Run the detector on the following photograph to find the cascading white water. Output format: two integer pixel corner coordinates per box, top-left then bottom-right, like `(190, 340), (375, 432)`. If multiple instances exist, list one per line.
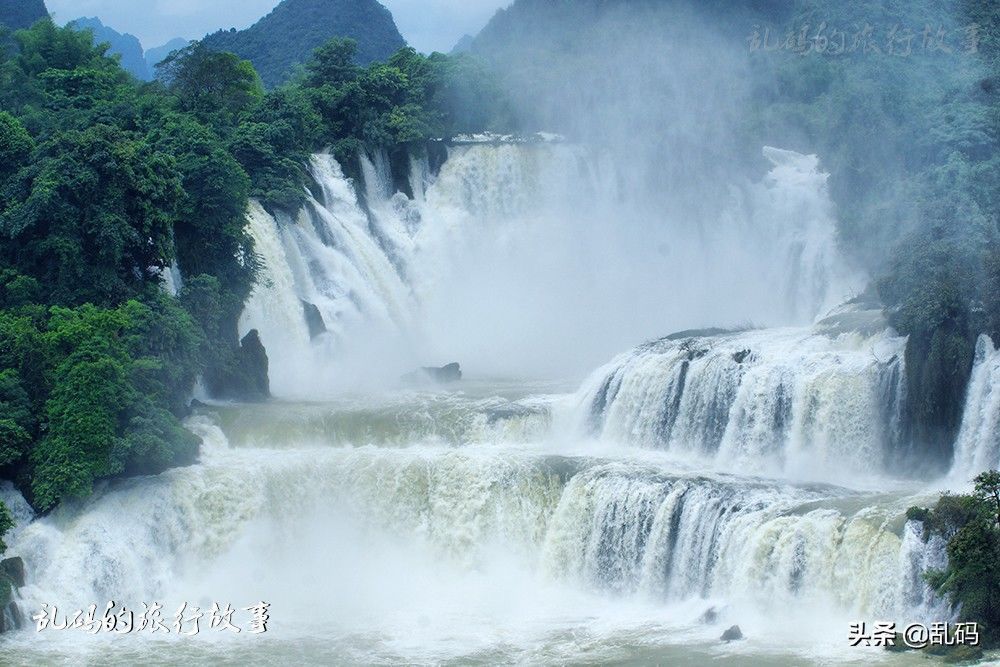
(950, 334), (1000, 482)
(574, 316), (907, 484)
(239, 157), (418, 395)
(540, 463), (946, 622)
(2, 140), (952, 664)
(239, 142), (863, 390)
(4, 402), (948, 663)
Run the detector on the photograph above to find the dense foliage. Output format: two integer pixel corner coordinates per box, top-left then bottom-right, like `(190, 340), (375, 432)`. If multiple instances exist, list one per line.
(0, 21), (261, 516)
(0, 16), (505, 529)
(200, 0), (406, 88)
(69, 17), (150, 81)
(158, 37), (508, 210)
(909, 470), (1000, 647)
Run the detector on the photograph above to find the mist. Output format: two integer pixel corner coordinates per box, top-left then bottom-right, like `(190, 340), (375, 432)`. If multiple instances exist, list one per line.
(371, 3), (864, 382)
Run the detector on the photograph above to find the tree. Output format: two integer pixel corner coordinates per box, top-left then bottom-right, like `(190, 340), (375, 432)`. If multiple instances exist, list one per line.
(0, 124), (181, 305)
(975, 470), (1000, 527)
(304, 37), (360, 89)
(0, 111), (32, 185)
(915, 470), (1000, 647)
(157, 43), (263, 130)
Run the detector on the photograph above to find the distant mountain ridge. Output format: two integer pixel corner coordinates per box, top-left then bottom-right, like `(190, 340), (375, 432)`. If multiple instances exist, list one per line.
(70, 17), (149, 80)
(200, 0), (406, 88)
(146, 38), (191, 74)
(0, 0), (48, 31)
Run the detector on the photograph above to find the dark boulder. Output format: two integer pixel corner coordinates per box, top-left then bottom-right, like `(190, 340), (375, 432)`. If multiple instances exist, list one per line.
(238, 330), (270, 399)
(0, 556), (25, 633)
(301, 300), (327, 339)
(0, 558), (24, 588)
(721, 625), (743, 642)
(203, 329), (271, 401)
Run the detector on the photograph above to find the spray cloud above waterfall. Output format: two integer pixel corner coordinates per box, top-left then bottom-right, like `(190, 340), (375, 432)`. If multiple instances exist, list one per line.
(240, 1), (882, 387)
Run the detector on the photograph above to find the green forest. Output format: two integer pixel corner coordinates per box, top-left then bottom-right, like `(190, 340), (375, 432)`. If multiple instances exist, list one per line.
(0, 20), (501, 529)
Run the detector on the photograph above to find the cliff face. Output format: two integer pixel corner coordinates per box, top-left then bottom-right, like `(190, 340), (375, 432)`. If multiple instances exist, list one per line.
(71, 18), (150, 80)
(0, 0), (47, 31)
(200, 0), (406, 88)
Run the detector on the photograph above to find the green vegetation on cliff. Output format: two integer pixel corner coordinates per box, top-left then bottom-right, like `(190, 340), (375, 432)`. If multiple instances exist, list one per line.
(0, 16), (503, 516)
(0, 20), (261, 511)
(910, 470), (1000, 647)
(158, 37), (507, 210)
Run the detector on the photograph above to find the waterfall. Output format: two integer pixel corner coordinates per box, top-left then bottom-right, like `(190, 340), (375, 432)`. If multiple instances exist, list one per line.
(239, 201), (315, 396)
(237, 142), (863, 391)
(1, 141), (946, 663)
(7, 412), (945, 640)
(576, 319), (908, 483)
(950, 334), (1000, 482)
(238, 158), (417, 396)
(540, 463), (947, 621)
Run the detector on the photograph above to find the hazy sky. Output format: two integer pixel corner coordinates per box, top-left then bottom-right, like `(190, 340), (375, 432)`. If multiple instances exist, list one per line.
(45, 0), (509, 53)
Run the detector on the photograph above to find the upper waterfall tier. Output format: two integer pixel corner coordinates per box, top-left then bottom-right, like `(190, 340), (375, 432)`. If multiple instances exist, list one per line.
(574, 312), (908, 484)
(237, 143), (864, 395)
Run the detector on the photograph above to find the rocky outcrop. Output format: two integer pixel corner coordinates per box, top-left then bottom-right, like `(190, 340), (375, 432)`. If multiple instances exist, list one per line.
(238, 330), (270, 399)
(720, 625), (743, 642)
(698, 606), (719, 624)
(1, 557), (24, 588)
(0, 556), (25, 633)
(401, 363), (462, 386)
(301, 300), (327, 339)
(204, 329), (271, 401)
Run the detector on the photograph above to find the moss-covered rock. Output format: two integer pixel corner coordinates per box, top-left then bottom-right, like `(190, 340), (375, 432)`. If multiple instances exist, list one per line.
(936, 643), (985, 663)
(1, 556), (25, 588)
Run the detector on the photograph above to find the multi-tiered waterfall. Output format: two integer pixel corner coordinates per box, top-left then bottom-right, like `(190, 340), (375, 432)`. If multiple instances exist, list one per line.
(0, 141), (972, 665)
(239, 142), (863, 394)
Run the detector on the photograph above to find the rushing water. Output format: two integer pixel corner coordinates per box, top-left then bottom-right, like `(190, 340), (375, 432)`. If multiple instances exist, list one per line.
(0, 384), (951, 665)
(239, 143), (863, 394)
(2, 144), (990, 665)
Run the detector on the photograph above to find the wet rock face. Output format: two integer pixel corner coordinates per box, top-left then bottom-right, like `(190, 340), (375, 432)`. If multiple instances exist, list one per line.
(0, 556), (25, 633)
(698, 606), (719, 625)
(301, 300), (327, 339)
(239, 330), (271, 399)
(721, 625), (743, 642)
(204, 329), (272, 402)
(1, 557), (24, 588)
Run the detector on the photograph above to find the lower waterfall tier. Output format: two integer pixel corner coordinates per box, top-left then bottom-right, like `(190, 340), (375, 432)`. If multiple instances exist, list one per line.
(3, 389), (948, 664)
